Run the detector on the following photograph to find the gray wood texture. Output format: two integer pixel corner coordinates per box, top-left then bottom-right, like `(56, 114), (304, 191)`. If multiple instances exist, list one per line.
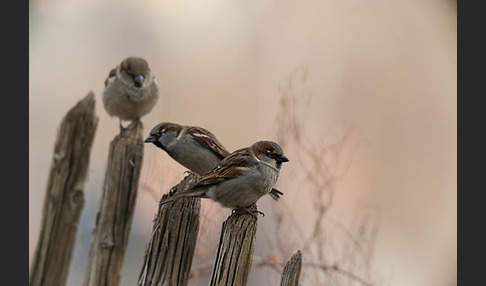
(83, 119), (144, 286)
(209, 212), (258, 286)
(280, 250), (302, 286)
(138, 173), (201, 286)
(30, 92), (99, 286)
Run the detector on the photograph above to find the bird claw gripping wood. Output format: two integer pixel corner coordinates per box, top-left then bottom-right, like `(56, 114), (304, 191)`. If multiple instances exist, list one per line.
(232, 205), (265, 218)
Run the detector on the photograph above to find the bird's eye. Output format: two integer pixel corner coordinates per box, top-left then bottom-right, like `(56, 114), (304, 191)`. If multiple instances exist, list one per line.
(158, 129), (166, 135)
(267, 151), (276, 158)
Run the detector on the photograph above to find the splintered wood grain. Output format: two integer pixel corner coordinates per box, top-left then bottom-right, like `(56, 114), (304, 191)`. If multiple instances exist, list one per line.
(30, 92), (98, 286)
(83, 119), (144, 286)
(209, 212), (258, 286)
(137, 173), (201, 286)
(280, 250), (302, 286)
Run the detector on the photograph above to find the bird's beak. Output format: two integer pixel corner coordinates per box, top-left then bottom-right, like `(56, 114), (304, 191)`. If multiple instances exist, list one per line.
(277, 154), (289, 163)
(144, 135), (157, 143)
(133, 75), (144, 87)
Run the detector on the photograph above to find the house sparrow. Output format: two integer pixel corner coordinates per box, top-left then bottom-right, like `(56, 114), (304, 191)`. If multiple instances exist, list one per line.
(156, 140), (289, 214)
(102, 57), (159, 128)
(144, 123), (284, 201)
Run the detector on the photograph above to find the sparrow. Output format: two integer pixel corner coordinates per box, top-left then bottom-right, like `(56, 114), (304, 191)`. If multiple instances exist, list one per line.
(156, 140), (289, 214)
(144, 123), (284, 201)
(102, 56), (159, 128)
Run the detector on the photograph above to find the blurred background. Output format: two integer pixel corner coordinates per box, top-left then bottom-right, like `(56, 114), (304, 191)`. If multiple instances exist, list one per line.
(29, 0), (456, 285)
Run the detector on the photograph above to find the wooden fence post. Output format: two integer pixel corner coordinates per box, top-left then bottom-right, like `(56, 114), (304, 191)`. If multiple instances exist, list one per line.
(209, 212), (258, 286)
(30, 92), (98, 286)
(137, 173), (201, 286)
(280, 250), (302, 286)
(83, 119), (144, 286)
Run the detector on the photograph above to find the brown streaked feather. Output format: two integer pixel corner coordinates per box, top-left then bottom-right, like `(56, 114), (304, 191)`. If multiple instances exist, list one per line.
(149, 122), (183, 136)
(121, 57), (150, 75)
(251, 140), (284, 156)
(187, 127), (230, 159)
(104, 68), (116, 86)
(159, 188), (209, 205)
(189, 148), (252, 188)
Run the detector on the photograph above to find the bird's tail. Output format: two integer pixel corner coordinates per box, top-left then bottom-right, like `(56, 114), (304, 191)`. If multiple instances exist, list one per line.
(159, 187), (208, 206)
(268, 188), (284, 201)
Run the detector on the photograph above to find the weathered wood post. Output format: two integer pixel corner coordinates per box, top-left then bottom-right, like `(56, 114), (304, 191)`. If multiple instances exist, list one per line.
(209, 212), (258, 286)
(83, 119), (144, 286)
(30, 92), (98, 286)
(138, 173), (201, 286)
(280, 250), (302, 286)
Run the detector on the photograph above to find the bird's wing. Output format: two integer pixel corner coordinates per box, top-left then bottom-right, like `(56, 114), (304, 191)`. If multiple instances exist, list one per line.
(189, 147), (253, 188)
(104, 68), (117, 87)
(187, 126), (230, 159)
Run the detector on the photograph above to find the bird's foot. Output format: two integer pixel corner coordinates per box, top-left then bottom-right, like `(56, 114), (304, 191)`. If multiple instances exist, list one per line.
(119, 120), (127, 134)
(120, 118), (143, 135)
(232, 204), (265, 218)
(183, 170), (199, 177)
(133, 117), (142, 125)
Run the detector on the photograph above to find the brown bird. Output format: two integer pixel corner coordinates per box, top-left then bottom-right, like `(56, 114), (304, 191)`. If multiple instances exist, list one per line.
(103, 56), (159, 129)
(144, 123), (284, 201)
(155, 140), (289, 213)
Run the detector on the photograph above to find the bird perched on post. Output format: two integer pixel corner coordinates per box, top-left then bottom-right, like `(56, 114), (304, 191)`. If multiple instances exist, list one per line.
(144, 122), (284, 201)
(154, 140), (289, 215)
(144, 122), (229, 175)
(102, 56), (159, 130)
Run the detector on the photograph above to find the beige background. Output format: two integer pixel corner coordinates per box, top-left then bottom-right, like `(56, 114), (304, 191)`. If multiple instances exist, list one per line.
(29, 0), (456, 285)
